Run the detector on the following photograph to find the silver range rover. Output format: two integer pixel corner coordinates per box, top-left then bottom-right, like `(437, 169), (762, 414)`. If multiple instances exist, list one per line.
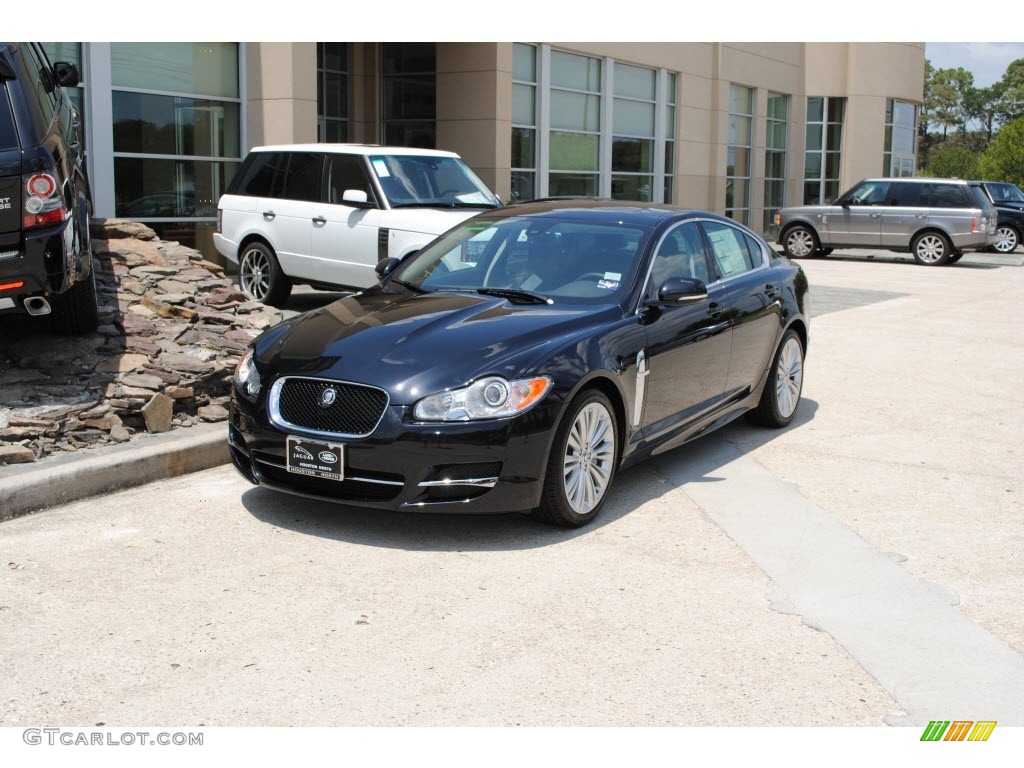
(770, 178), (998, 266)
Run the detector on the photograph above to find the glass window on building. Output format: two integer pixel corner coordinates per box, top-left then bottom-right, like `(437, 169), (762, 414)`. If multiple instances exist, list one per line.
(611, 62), (657, 202)
(110, 42), (242, 256)
(549, 49), (601, 197)
(382, 43), (435, 148)
(804, 96), (845, 204)
(511, 46), (676, 204)
(726, 84), (753, 225)
(884, 98), (917, 177)
(317, 43), (348, 143)
(511, 43), (537, 203)
(763, 93), (788, 234)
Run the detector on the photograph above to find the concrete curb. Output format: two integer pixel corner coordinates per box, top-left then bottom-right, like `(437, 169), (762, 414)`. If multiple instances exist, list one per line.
(0, 422), (229, 522)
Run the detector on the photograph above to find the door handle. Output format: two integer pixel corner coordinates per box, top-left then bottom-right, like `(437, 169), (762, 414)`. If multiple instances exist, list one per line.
(870, 212), (881, 218)
(915, 214), (927, 219)
(263, 210), (276, 221)
(764, 283), (778, 297)
(707, 302), (724, 319)
(312, 216), (327, 225)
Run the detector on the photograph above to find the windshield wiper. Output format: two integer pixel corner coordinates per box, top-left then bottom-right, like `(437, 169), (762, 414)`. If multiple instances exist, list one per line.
(475, 288), (552, 305)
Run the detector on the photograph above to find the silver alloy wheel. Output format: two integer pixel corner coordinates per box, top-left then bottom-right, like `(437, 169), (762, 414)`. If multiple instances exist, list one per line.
(239, 246), (271, 300)
(785, 228), (815, 257)
(993, 226), (1019, 253)
(914, 234), (947, 263)
(562, 402), (615, 515)
(775, 336), (803, 420)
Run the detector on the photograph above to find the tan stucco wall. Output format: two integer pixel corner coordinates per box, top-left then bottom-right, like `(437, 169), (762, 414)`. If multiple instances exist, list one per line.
(436, 43), (507, 198)
(245, 43), (317, 149)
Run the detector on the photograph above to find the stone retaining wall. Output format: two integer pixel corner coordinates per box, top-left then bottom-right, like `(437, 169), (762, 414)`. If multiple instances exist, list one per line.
(0, 220), (297, 465)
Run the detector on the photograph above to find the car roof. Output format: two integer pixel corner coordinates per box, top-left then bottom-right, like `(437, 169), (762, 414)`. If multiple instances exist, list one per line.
(250, 143), (461, 158)
(475, 199), (738, 228)
(861, 177), (970, 186)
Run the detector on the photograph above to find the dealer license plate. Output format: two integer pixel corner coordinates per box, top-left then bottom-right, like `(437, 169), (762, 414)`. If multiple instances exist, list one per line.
(286, 436), (345, 481)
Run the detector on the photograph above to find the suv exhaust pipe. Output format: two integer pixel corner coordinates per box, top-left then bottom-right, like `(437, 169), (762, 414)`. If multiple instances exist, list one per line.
(23, 296), (52, 316)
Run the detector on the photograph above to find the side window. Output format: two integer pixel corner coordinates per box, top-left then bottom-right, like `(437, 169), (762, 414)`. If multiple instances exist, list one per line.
(236, 153), (285, 198)
(744, 232), (766, 266)
(924, 184), (968, 208)
(888, 182), (921, 207)
(18, 44), (56, 128)
(325, 155), (376, 205)
(700, 220), (757, 279)
(846, 180), (890, 206)
(0, 84), (19, 151)
(279, 153), (322, 202)
(648, 222), (711, 297)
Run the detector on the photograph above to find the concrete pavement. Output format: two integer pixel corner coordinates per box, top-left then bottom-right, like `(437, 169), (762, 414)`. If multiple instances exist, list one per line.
(1, 246), (1022, 726)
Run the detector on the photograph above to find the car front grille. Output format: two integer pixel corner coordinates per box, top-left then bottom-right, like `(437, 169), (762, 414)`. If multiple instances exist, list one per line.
(271, 376), (388, 437)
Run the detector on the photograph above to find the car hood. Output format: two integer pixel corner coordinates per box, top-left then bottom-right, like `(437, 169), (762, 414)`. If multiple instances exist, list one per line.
(995, 202), (1024, 214)
(254, 288), (617, 404)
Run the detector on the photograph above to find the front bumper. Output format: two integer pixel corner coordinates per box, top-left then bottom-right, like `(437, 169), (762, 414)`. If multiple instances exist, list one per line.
(228, 388), (559, 514)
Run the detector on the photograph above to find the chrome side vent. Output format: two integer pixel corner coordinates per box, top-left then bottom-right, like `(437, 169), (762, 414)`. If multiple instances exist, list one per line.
(377, 228), (389, 261)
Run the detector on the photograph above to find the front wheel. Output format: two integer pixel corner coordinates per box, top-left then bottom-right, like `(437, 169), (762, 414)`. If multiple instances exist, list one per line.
(533, 390), (618, 528)
(912, 232), (952, 266)
(748, 329), (804, 428)
(781, 225), (819, 259)
(239, 241), (292, 307)
(991, 225), (1019, 254)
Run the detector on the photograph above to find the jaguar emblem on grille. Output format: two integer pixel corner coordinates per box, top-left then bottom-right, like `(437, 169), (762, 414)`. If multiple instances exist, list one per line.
(320, 387), (338, 408)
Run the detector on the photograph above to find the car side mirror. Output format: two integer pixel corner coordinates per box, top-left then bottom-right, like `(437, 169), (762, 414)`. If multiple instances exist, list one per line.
(53, 61), (80, 88)
(647, 277), (708, 306)
(375, 257), (401, 282)
(342, 189), (374, 208)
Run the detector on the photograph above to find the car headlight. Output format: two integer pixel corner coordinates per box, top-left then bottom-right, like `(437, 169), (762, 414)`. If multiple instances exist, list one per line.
(233, 347), (261, 401)
(413, 375), (552, 421)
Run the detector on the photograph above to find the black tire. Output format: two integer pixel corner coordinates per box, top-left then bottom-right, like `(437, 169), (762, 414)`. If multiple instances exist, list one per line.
(781, 224), (819, 259)
(533, 389), (618, 528)
(238, 241), (292, 307)
(948, 252), (964, 264)
(990, 225), (1019, 254)
(911, 231), (952, 266)
(816, 247), (833, 257)
(50, 214), (99, 335)
(748, 329), (804, 428)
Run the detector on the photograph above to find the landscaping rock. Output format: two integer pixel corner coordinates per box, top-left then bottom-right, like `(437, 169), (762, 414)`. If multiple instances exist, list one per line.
(141, 393), (174, 434)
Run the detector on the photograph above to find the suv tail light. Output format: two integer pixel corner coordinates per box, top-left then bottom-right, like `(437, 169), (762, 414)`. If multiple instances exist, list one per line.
(217, 208), (223, 234)
(23, 172), (67, 229)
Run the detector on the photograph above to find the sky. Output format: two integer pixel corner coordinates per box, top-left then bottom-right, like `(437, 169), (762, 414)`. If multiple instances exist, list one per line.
(925, 42), (1024, 87)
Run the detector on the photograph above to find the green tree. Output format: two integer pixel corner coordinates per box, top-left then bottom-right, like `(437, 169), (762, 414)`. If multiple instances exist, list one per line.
(978, 116), (1024, 187)
(993, 59), (1024, 126)
(924, 145), (980, 179)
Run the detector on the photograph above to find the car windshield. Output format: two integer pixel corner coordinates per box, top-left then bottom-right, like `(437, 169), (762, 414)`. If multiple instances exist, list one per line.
(393, 215), (650, 304)
(367, 154), (501, 209)
(985, 182), (1024, 204)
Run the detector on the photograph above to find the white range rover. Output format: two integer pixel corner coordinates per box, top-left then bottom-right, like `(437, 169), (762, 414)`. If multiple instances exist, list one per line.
(213, 144), (502, 305)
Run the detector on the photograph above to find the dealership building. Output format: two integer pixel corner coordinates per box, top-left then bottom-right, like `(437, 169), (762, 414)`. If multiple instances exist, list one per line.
(42, 42), (925, 262)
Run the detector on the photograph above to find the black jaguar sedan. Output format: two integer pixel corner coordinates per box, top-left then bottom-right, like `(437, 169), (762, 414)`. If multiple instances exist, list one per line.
(228, 201), (810, 528)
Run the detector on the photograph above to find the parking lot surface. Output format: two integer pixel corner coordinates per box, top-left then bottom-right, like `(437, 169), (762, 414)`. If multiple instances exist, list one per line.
(2, 248), (1022, 727)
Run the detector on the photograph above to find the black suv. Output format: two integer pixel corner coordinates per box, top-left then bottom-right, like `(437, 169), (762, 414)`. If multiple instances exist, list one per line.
(970, 180), (1024, 254)
(1, 42), (96, 334)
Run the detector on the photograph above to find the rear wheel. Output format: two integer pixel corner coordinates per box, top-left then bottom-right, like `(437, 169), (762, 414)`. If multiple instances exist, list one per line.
(781, 225), (819, 259)
(748, 329), (804, 428)
(51, 213), (99, 335)
(912, 232), (952, 266)
(533, 390), (618, 528)
(239, 241), (291, 307)
(991, 225), (1019, 254)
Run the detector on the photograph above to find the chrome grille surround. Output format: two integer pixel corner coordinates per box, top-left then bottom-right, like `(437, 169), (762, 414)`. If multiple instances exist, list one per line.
(268, 376), (390, 439)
